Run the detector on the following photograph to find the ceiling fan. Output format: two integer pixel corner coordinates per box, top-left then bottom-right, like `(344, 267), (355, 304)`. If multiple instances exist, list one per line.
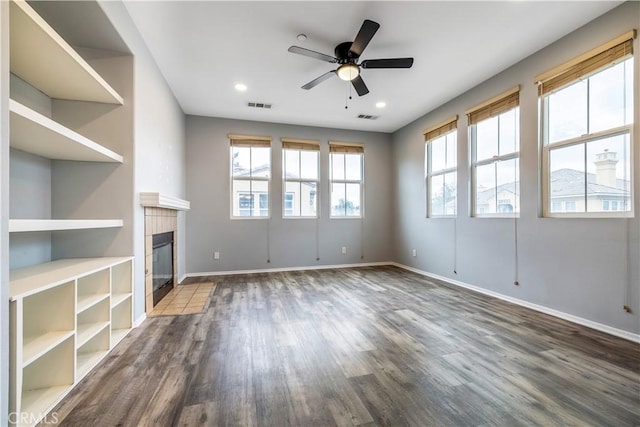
(288, 19), (414, 96)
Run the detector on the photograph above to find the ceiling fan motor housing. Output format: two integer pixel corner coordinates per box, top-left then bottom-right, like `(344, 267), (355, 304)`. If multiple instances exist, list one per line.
(335, 41), (359, 63)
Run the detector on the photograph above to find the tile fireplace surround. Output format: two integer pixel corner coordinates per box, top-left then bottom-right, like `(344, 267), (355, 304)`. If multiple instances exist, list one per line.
(141, 193), (190, 313)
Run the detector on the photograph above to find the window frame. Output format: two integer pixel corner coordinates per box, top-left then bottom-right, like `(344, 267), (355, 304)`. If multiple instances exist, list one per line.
(329, 143), (364, 219)
(468, 88), (521, 218)
(282, 139), (320, 219)
(537, 32), (635, 219)
(229, 136), (272, 220)
(425, 128), (457, 218)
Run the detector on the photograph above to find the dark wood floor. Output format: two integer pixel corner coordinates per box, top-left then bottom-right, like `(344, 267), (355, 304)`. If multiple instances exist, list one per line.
(45, 266), (640, 426)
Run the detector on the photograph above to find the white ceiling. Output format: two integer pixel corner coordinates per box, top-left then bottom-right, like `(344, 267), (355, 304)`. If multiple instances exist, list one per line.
(123, 1), (621, 133)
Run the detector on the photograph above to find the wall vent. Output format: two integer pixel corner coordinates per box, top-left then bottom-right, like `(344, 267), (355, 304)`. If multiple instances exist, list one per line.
(357, 114), (378, 120)
(248, 102), (272, 109)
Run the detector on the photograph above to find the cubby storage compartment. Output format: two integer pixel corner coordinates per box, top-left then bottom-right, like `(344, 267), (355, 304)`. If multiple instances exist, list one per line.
(20, 335), (74, 426)
(76, 298), (109, 348)
(77, 268), (110, 314)
(111, 296), (132, 346)
(76, 327), (110, 380)
(111, 259), (132, 308)
(21, 281), (74, 366)
(9, 257), (133, 426)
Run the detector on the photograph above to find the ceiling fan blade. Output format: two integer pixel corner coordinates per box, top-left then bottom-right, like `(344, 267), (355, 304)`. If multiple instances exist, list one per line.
(349, 19), (380, 58)
(361, 58), (414, 69)
(302, 71), (336, 90)
(288, 46), (337, 63)
(351, 75), (369, 96)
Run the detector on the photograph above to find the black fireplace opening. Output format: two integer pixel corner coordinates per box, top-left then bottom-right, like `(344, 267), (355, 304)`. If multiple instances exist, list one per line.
(152, 231), (174, 306)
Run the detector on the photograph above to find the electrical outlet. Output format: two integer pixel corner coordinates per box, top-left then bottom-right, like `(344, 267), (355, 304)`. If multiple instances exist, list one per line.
(412, 249), (417, 257)
(214, 251), (220, 260)
(341, 246), (347, 254)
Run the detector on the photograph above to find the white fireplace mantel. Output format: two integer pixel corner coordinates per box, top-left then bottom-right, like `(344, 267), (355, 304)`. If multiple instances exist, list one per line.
(140, 192), (190, 211)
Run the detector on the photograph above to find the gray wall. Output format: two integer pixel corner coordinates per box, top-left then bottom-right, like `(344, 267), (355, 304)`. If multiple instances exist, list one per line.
(0, 1), (9, 422)
(391, 2), (640, 335)
(99, 1), (186, 321)
(186, 116), (393, 273)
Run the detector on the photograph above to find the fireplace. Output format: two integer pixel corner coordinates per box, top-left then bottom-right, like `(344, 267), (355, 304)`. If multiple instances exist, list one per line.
(152, 231), (174, 305)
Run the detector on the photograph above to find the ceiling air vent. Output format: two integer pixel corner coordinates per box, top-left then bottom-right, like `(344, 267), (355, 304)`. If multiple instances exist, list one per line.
(248, 102), (272, 109)
(357, 114), (378, 120)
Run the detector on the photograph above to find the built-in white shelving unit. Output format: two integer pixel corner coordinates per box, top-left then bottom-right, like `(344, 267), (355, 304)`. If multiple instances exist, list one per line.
(9, 257), (133, 427)
(8, 1), (133, 425)
(9, 99), (123, 162)
(9, 219), (124, 233)
(9, 0), (123, 104)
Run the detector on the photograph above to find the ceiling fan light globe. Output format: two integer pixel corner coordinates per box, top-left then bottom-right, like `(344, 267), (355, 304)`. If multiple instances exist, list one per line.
(337, 64), (359, 81)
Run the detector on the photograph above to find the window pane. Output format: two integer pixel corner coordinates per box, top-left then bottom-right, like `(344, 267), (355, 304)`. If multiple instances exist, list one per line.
(233, 180), (252, 216)
(300, 151), (318, 180)
(232, 146), (251, 177)
(301, 182), (318, 217)
(331, 153), (345, 180)
(586, 133), (631, 212)
(331, 183), (346, 216)
(284, 149), (300, 179)
(625, 58), (634, 125)
(589, 61), (626, 133)
(445, 132), (457, 169)
(258, 193), (269, 216)
(444, 172), (457, 216)
(476, 163), (496, 214)
(496, 158), (519, 213)
(251, 147), (270, 178)
(345, 183), (361, 216)
(430, 174), (444, 216)
(499, 108), (519, 156)
(549, 143), (585, 213)
(284, 182), (300, 216)
(430, 136), (446, 172)
(345, 154), (362, 180)
(547, 80), (587, 143)
(476, 116), (499, 161)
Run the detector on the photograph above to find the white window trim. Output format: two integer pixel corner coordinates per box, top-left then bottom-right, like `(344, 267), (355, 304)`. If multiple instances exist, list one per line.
(230, 146), (271, 220)
(282, 148), (320, 219)
(469, 114), (521, 218)
(540, 115), (634, 218)
(426, 131), (457, 218)
(330, 153), (364, 219)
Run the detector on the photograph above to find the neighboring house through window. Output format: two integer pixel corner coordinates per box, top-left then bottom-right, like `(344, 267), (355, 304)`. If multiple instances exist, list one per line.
(229, 135), (271, 218)
(282, 138), (320, 218)
(425, 116), (458, 217)
(537, 31), (634, 216)
(330, 142), (364, 217)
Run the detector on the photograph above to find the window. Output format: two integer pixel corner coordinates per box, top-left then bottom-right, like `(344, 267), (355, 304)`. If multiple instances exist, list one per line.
(282, 138), (320, 218)
(468, 87), (520, 216)
(330, 142), (363, 217)
(230, 135), (271, 218)
(538, 32), (634, 216)
(424, 116), (457, 216)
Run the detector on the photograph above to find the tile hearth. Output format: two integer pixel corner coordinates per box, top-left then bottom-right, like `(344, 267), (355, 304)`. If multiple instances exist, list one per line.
(148, 283), (215, 316)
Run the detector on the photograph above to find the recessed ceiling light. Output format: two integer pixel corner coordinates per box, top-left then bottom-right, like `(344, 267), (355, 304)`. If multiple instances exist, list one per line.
(235, 83), (247, 92)
(297, 34), (307, 42)
(376, 101), (386, 108)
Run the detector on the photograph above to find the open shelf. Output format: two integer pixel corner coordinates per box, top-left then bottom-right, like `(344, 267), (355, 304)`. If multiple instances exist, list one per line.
(111, 293), (131, 309)
(10, 257), (132, 300)
(77, 351), (108, 380)
(9, 99), (123, 162)
(110, 329), (130, 347)
(22, 331), (74, 367)
(9, 0), (123, 104)
(76, 326), (110, 380)
(77, 293), (109, 314)
(9, 219), (123, 233)
(21, 385), (73, 426)
(77, 322), (109, 349)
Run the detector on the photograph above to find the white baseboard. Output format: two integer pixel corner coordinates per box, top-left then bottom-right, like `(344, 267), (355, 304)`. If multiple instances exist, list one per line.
(185, 261), (393, 278)
(391, 262), (640, 344)
(133, 313), (147, 328)
(178, 274), (187, 284)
